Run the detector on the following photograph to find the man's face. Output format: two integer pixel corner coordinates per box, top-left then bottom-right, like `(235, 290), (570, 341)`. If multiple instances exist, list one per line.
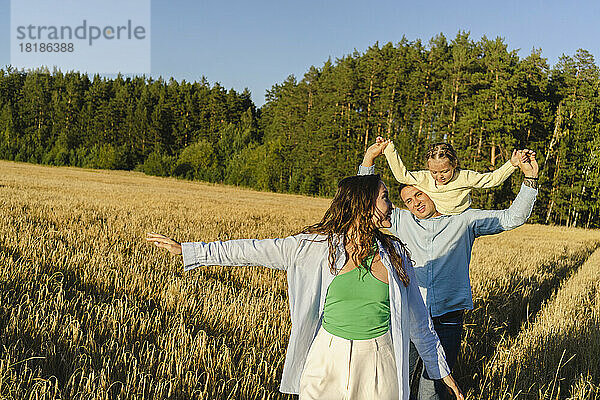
(400, 185), (439, 219)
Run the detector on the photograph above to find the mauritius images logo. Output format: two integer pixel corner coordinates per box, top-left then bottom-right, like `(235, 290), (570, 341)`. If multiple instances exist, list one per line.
(11, 0), (150, 74)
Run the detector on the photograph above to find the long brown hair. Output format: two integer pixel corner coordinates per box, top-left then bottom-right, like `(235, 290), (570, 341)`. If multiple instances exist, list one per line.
(300, 174), (410, 287)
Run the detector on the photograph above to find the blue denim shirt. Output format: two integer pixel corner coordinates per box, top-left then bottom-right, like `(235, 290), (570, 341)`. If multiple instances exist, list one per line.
(359, 164), (538, 317)
(181, 234), (451, 399)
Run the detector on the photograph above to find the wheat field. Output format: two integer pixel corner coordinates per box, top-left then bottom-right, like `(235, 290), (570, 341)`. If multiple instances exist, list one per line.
(1, 160), (599, 399)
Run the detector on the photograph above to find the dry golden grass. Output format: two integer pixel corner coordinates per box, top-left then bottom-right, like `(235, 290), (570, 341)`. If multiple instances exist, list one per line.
(477, 247), (600, 399)
(0, 159), (599, 399)
(461, 226), (600, 399)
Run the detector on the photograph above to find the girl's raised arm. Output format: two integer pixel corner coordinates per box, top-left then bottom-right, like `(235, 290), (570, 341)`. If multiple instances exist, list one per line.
(383, 141), (428, 185)
(462, 150), (538, 189)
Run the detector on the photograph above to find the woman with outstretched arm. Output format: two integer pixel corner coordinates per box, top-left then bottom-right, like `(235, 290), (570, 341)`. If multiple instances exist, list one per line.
(146, 174), (464, 400)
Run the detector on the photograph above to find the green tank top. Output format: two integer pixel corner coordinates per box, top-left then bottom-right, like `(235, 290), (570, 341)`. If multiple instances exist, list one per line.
(322, 248), (390, 340)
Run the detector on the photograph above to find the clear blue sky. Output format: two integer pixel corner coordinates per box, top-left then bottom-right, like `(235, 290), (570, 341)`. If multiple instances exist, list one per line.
(1, 0), (599, 106)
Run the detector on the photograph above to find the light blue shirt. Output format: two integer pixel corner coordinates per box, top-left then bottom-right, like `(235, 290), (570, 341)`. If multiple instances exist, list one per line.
(181, 234), (451, 399)
(359, 164), (538, 316)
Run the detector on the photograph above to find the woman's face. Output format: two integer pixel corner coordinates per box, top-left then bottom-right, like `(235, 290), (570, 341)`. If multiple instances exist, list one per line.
(372, 181), (393, 228)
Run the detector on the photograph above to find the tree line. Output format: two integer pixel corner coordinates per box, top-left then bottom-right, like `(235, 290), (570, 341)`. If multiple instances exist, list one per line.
(1, 32), (598, 228)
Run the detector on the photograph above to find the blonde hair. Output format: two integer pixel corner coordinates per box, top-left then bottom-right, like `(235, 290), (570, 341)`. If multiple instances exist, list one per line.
(426, 142), (460, 169)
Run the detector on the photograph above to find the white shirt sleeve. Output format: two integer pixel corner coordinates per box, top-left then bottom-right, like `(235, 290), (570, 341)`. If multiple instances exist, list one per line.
(181, 236), (302, 272)
(405, 255), (451, 379)
(358, 164), (375, 175)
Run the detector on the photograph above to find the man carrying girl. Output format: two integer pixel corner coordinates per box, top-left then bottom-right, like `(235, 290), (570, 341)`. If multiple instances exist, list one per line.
(359, 138), (538, 399)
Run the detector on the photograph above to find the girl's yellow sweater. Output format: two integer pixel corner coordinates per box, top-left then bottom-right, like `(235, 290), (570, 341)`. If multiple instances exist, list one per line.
(383, 142), (517, 215)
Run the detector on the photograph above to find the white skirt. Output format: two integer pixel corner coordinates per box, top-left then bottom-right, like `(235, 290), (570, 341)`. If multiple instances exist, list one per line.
(299, 327), (399, 400)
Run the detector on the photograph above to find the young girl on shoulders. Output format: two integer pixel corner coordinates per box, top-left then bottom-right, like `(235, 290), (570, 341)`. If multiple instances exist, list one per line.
(368, 137), (535, 215)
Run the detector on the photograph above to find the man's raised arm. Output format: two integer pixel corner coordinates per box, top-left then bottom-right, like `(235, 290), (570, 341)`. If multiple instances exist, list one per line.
(358, 137), (389, 175)
(469, 151), (539, 237)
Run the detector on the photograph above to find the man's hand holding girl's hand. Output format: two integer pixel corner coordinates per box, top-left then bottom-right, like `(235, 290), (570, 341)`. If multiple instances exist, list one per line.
(518, 150), (539, 179)
(362, 136), (391, 167)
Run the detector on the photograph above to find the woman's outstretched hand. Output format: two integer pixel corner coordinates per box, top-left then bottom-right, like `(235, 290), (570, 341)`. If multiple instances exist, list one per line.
(146, 232), (182, 256)
(442, 374), (464, 399)
(362, 136), (391, 167)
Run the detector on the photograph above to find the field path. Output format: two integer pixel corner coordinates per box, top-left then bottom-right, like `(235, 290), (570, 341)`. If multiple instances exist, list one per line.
(458, 228), (600, 396)
(475, 246), (600, 399)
